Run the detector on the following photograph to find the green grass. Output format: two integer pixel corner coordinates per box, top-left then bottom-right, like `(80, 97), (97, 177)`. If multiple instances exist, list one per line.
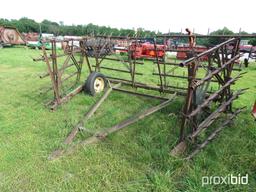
(0, 46), (256, 191)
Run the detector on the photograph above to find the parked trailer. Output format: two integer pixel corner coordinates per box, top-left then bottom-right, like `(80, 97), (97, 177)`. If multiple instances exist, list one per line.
(0, 26), (25, 48)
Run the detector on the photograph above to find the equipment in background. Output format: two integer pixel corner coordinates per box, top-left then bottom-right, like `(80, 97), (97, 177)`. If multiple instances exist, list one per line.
(129, 39), (166, 61)
(0, 26), (25, 48)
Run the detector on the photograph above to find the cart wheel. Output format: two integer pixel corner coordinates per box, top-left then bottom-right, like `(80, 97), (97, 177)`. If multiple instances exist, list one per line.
(85, 72), (107, 95)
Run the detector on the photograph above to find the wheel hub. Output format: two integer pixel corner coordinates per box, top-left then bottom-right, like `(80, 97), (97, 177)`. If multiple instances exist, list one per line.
(94, 77), (105, 93)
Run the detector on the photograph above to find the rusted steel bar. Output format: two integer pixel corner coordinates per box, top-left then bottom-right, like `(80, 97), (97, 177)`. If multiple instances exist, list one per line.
(92, 65), (143, 75)
(179, 38), (238, 67)
(105, 76), (146, 85)
(108, 78), (187, 96)
(179, 60), (198, 142)
(141, 47), (206, 52)
(186, 107), (246, 160)
(131, 82), (172, 93)
(33, 56), (46, 62)
(130, 35), (138, 87)
(113, 87), (169, 100)
(51, 40), (61, 103)
(104, 57), (144, 65)
(91, 38), (113, 72)
(163, 36), (167, 87)
(188, 72), (245, 118)
(127, 38), (133, 84)
(153, 38), (164, 91)
(39, 72), (50, 79)
(161, 84), (190, 91)
(106, 76), (167, 89)
(162, 83), (216, 94)
(39, 40), (83, 104)
(41, 72), (79, 94)
(96, 93), (176, 138)
(94, 46), (100, 72)
(56, 50), (81, 56)
(188, 88), (247, 139)
(165, 49), (205, 53)
(152, 73), (219, 83)
(153, 62), (180, 66)
(191, 54), (240, 89)
(83, 53), (92, 73)
(97, 48), (112, 67)
(70, 54), (82, 82)
(41, 39), (82, 43)
(63, 83), (121, 145)
(39, 63), (75, 79)
(49, 92), (176, 160)
(153, 61), (241, 71)
(131, 52), (137, 87)
(232, 39), (240, 67)
(50, 85), (84, 110)
(70, 54), (81, 71)
(137, 47), (204, 52)
(33, 50), (81, 62)
(74, 94), (176, 150)
(61, 71), (79, 84)
(227, 40), (240, 112)
(57, 55), (71, 86)
(42, 46), (61, 103)
(214, 73), (225, 86)
(95, 35), (130, 39)
(77, 54), (84, 81)
(163, 59), (167, 87)
(49, 84), (121, 160)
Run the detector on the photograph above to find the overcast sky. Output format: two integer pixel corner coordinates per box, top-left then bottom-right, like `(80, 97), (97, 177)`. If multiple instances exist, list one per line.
(1, 0), (255, 34)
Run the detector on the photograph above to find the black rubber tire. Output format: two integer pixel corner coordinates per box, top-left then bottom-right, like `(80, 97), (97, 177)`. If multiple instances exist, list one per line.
(244, 58), (249, 68)
(84, 72), (107, 96)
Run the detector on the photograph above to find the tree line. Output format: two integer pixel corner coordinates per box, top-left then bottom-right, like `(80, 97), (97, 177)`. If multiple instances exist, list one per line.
(0, 17), (255, 46)
(0, 17), (155, 37)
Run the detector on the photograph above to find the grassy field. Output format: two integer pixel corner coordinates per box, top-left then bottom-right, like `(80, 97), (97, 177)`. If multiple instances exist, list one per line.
(0, 46), (256, 192)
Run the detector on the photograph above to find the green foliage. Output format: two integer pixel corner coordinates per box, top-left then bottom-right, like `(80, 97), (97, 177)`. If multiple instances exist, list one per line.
(249, 38), (256, 46)
(0, 17), (157, 37)
(209, 27), (234, 45)
(211, 27), (235, 35)
(0, 17), (39, 33)
(201, 27), (234, 47)
(238, 31), (256, 46)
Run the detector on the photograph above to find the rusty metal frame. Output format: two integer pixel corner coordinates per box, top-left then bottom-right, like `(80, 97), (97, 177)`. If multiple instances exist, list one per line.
(169, 37), (247, 157)
(34, 39), (83, 110)
(48, 83), (176, 160)
(34, 34), (253, 160)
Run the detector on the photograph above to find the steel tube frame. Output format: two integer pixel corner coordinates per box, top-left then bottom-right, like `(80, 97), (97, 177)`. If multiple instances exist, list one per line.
(35, 34), (246, 159)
